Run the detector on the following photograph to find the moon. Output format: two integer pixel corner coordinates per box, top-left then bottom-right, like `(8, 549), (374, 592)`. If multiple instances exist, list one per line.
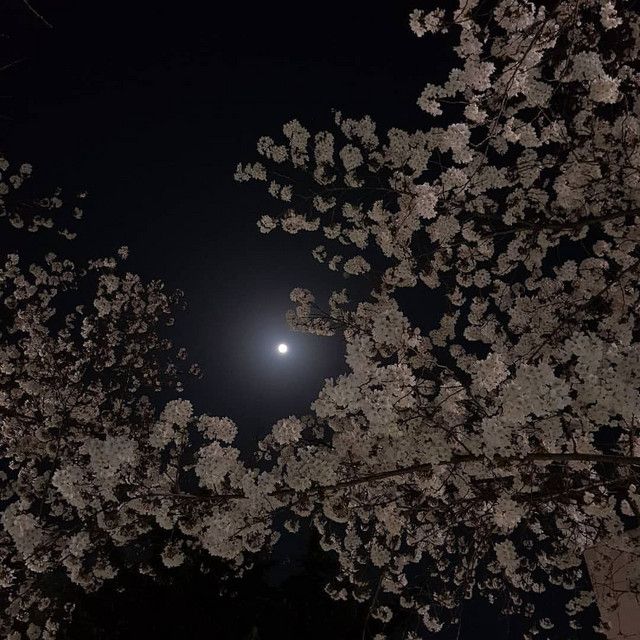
(277, 343), (288, 354)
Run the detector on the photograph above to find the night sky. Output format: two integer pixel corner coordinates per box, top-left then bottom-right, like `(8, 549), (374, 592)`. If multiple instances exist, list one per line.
(0, 2), (600, 638)
(0, 0), (440, 446)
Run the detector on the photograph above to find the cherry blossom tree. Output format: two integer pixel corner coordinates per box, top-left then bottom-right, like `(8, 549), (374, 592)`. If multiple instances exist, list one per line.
(3, 0), (640, 638)
(0, 247), (197, 637)
(233, 0), (640, 636)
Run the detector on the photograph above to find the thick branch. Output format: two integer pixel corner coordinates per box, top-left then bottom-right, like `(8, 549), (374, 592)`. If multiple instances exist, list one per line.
(141, 451), (640, 505)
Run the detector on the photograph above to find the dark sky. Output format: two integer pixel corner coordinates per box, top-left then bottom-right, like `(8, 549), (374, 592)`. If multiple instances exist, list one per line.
(0, 0), (440, 445)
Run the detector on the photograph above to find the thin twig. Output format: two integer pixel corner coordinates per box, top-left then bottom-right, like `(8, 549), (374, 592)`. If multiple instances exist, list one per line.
(21, 0), (53, 28)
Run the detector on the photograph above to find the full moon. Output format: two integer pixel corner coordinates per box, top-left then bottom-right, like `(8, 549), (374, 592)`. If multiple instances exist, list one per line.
(277, 343), (288, 354)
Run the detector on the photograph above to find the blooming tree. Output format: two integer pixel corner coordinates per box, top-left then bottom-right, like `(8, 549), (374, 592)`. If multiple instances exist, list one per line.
(233, 0), (640, 635)
(3, 0), (640, 637)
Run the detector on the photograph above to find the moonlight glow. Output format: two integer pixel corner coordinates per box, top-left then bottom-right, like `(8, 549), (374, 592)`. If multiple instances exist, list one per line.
(277, 343), (288, 354)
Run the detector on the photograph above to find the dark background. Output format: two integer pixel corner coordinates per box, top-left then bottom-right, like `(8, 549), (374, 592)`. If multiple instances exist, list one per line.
(0, 2), (598, 638)
(0, 0), (438, 445)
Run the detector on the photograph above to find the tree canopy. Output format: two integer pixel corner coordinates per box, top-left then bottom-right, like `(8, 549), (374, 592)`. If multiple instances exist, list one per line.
(2, 0), (640, 638)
